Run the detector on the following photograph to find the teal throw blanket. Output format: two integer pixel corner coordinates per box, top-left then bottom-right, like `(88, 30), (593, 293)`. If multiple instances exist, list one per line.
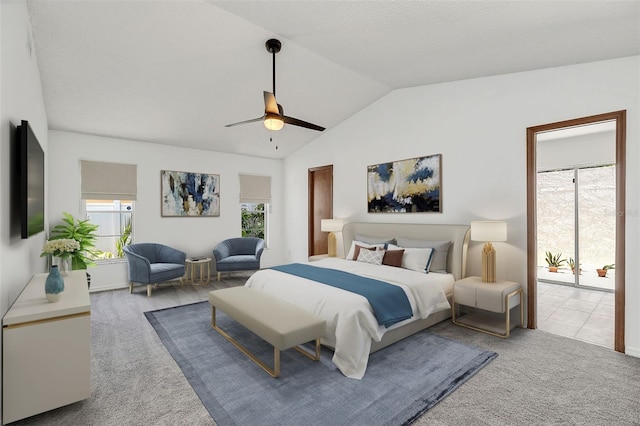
(271, 263), (412, 328)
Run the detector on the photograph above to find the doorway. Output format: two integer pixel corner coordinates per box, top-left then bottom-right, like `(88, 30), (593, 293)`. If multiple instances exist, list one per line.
(308, 165), (333, 257)
(537, 130), (616, 291)
(527, 110), (626, 353)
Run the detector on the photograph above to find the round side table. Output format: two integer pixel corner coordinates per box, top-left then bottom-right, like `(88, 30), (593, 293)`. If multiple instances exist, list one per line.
(185, 257), (212, 285)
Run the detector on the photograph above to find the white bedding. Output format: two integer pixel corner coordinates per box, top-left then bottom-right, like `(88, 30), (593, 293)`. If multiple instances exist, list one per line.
(244, 258), (452, 379)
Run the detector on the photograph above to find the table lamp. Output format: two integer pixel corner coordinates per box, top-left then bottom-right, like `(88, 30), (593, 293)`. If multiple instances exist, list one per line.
(470, 221), (507, 283)
(321, 219), (343, 257)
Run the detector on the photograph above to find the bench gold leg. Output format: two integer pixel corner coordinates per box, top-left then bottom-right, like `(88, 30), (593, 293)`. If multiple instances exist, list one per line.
(211, 306), (281, 377)
(210, 306), (318, 378)
(293, 338), (321, 362)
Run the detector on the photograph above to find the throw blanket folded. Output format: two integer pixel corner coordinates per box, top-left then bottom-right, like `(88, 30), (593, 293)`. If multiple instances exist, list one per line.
(270, 263), (413, 327)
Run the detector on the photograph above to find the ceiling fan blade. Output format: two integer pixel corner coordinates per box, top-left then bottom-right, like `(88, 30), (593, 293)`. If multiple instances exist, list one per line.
(224, 116), (264, 128)
(283, 115), (325, 132)
(264, 91), (279, 115)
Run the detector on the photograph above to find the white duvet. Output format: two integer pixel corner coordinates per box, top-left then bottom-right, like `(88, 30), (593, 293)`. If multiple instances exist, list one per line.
(244, 258), (452, 379)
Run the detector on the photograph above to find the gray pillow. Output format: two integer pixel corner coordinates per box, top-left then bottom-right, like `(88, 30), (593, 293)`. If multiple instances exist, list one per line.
(354, 234), (396, 246)
(395, 238), (451, 273)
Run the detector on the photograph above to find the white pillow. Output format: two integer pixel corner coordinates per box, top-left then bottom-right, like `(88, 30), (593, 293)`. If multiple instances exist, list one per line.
(346, 240), (385, 260)
(356, 248), (385, 265)
(395, 238), (451, 273)
(401, 247), (435, 273)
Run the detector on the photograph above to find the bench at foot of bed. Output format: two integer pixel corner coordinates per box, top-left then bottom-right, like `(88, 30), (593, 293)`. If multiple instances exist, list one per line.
(208, 286), (326, 378)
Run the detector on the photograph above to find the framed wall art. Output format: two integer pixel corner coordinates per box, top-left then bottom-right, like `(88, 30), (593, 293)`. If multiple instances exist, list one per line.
(161, 170), (220, 217)
(367, 154), (442, 213)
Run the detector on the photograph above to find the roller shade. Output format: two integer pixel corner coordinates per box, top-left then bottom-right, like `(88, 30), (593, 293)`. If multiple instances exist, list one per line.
(81, 160), (137, 200)
(239, 174), (271, 204)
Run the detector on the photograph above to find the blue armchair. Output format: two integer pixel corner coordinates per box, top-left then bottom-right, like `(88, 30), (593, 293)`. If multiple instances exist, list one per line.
(123, 243), (186, 297)
(213, 237), (265, 281)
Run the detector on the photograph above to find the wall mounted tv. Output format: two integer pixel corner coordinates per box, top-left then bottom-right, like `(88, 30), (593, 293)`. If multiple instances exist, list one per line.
(18, 120), (45, 239)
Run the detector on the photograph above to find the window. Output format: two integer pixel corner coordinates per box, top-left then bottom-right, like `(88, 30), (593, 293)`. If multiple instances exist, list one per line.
(238, 173), (271, 246)
(241, 203), (268, 244)
(80, 160), (137, 260)
(85, 200), (133, 259)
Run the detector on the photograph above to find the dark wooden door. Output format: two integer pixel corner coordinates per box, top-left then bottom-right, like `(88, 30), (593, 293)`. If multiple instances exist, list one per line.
(308, 165), (333, 257)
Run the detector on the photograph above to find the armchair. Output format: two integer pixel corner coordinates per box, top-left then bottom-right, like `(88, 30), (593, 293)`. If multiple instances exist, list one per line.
(213, 237), (265, 281)
(123, 243), (186, 297)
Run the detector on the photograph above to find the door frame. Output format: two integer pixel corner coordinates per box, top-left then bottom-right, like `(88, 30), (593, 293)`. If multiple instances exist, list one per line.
(308, 165), (333, 257)
(526, 110), (626, 352)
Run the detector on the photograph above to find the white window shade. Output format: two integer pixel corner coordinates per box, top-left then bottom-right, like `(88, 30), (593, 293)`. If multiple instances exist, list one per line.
(81, 160), (137, 200)
(239, 174), (271, 204)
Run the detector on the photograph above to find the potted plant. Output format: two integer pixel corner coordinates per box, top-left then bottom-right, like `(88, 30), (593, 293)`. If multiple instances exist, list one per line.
(568, 257), (582, 275)
(544, 251), (566, 272)
(48, 212), (99, 286)
(596, 264), (615, 278)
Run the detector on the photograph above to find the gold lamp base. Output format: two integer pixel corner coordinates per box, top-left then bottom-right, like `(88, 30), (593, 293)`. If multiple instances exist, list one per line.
(481, 242), (496, 283)
(327, 232), (337, 257)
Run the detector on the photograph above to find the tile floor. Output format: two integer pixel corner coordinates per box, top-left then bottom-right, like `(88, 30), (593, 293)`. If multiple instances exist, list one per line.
(537, 281), (614, 349)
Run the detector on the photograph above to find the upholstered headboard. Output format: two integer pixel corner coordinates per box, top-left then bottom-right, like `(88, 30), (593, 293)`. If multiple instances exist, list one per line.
(342, 222), (471, 281)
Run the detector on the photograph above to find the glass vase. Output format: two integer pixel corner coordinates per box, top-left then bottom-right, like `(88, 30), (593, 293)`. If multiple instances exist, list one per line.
(54, 256), (71, 276)
(45, 265), (65, 302)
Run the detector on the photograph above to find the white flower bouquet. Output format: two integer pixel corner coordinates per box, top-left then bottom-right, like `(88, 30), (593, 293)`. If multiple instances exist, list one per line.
(41, 238), (80, 258)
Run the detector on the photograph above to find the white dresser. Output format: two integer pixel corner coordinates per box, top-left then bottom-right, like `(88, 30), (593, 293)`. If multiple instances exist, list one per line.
(2, 270), (91, 424)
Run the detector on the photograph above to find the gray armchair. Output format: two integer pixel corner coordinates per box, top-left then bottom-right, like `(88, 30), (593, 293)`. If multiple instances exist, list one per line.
(123, 243), (186, 297)
(213, 237), (265, 281)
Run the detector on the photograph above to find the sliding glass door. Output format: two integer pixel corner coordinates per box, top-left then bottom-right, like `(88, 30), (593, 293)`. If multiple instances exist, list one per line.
(537, 164), (615, 291)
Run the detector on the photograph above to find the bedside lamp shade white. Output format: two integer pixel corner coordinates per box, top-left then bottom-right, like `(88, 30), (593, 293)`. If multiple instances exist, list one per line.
(321, 219), (343, 257)
(470, 221), (507, 283)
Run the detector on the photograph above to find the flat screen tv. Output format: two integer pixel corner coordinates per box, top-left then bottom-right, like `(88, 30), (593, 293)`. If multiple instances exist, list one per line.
(18, 120), (45, 239)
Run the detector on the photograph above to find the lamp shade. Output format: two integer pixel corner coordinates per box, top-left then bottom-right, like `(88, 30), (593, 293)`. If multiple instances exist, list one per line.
(321, 219), (344, 233)
(470, 221), (507, 242)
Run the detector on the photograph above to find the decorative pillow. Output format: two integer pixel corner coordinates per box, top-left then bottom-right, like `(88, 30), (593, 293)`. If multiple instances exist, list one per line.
(400, 247), (434, 273)
(352, 244), (376, 261)
(356, 248), (385, 266)
(380, 248), (404, 267)
(395, 238), (451, 273)
(354, 234), (396, 246)
(346, 241), (384, 260)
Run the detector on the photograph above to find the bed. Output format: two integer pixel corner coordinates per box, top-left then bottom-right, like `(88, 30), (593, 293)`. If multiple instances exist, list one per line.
(244, 222), (470, 379)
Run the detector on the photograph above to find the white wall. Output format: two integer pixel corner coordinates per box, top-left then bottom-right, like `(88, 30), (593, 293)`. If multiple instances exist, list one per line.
(0, 0), (49, 418)
(0, 1), (49, 314)
(537, 130), (616, 170)
(283, 56), (640, 356)
(48, 131), (285, 291)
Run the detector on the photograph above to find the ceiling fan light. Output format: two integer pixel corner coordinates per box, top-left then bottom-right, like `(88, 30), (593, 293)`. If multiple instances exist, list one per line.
(264, 113), (284, 131)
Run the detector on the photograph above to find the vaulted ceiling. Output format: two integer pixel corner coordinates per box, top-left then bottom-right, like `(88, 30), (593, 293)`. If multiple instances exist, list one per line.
(26, 1), (640, 159)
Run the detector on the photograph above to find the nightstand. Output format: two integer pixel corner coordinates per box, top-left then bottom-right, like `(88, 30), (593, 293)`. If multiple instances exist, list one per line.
(452, 276), (523, 338)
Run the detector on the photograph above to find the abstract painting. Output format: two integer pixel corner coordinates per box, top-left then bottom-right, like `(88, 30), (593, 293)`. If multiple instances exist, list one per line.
(367, 154), (442, 213)
(161, 170), (220, 217)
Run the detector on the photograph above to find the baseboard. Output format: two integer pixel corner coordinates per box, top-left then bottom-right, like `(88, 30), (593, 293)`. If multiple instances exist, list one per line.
(625, 345), (640, 358)
(89, 283), (129, 293)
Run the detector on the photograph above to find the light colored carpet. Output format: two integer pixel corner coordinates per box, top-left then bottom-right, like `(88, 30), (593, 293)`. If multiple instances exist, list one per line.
(10, 273), (640, 425)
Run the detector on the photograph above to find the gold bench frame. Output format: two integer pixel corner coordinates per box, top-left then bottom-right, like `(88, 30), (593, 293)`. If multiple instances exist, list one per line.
(211, 306), (321, 378)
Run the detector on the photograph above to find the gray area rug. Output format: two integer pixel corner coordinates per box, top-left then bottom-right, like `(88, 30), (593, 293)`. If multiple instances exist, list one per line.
(145, 301), (497, 426)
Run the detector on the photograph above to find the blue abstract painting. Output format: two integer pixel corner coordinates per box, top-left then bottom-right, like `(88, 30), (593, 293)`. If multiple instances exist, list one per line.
(161, 170), (220, 217)
(367, 154), (442, 213)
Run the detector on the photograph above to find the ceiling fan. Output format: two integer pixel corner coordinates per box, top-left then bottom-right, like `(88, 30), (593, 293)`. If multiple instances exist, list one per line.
(225, 39), (325, 132)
